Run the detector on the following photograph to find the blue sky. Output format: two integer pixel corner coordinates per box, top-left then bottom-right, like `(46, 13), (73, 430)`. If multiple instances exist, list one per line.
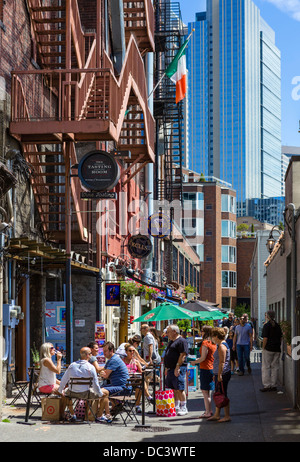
(178, 0), (300, 147)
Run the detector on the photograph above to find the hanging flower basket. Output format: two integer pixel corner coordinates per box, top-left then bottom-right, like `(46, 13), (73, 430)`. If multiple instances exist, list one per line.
(120, 280), (144, 298)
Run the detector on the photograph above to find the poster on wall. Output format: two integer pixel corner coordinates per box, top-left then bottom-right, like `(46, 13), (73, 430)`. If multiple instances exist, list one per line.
(95, 322), (106, 365)
(45, 302), (73, 367)
(105, 283), (121, 306)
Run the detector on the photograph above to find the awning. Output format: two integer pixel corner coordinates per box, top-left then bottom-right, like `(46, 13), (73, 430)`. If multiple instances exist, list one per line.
(6, 237), (99, 273)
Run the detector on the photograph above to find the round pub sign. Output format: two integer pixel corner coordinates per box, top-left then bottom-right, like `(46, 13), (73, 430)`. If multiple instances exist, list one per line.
(78, 150), (120, 191)
(128, 234), (152, 259)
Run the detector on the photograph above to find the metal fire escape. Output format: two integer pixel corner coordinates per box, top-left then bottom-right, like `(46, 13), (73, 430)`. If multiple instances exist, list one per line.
(154, 0), (185, 203)
(9, 0), (155, 266)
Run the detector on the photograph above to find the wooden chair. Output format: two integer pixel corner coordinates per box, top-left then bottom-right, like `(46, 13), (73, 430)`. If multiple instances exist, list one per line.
(109, 375), (143, 426)
(8, 363), (29, 405)
(66, 377), (98, 422)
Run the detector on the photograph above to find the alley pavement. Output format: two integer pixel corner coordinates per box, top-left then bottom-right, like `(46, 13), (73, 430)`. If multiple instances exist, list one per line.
(1, 352), (300, 444)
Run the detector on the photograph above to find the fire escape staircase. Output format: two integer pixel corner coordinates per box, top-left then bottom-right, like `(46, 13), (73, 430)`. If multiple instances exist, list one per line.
(9, 0), (155, 251)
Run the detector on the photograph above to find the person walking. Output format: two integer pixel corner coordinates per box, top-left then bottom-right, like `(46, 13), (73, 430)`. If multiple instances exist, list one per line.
(208, 327), (231, 423)
(260, 310), (282, 392)
(233, 315), (253, 376)
(164, 324), (189, 416)
(222, 313), (234, 330)
(191, 325), (216, 418)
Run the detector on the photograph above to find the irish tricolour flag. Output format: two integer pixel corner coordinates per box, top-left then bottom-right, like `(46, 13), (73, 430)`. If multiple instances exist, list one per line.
(165, 38), (189, 104)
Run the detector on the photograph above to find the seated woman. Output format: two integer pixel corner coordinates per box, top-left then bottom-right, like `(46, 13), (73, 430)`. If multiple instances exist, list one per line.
(122, 344), (152, 413)
(123, 343), (143, 375)
(116, 335), (147, 366)
(38, 343), (62, 394)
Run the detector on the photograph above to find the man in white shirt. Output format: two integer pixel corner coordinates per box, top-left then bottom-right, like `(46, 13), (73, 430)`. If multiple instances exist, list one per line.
(141, 324), (156, 363)
(58, 347), (109, 421)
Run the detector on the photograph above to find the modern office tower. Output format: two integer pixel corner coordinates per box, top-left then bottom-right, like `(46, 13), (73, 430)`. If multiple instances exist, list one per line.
(260, 19), (282, 200)
(185, 0), (282, 217)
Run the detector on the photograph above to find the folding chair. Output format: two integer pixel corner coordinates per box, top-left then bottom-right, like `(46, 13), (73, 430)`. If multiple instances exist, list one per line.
(66, 377), (98, 422)
(109, 376), (143, 426)
(23, 367), (53, 421)
(8, 363), (29, 405)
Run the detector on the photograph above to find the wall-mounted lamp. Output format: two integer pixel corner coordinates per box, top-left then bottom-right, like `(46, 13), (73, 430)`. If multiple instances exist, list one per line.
(266, 226), (282, 254)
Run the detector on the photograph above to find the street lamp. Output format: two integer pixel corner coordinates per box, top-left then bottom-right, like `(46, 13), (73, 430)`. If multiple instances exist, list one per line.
(266, 226), (282, 254)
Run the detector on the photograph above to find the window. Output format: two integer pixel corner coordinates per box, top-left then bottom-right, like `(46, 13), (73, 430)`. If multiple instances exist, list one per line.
(172, 247), (178, 282)
(221, 195), (236, 213)
(221, 220), (236, 238)
(181, 217), (204, 238)
(185, 258), (189, 285)
(182, 192), (204, 210)
(222, 271), (236, 288)
(193, 244), (204, 261)
(179, 253), (184, 285)
(190, 262), (193, 287)
(221, 245), (236, 263)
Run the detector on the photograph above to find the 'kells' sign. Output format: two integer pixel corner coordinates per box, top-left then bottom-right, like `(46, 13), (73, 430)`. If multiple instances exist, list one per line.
(128, 234), (152, 259)
(78, 150), (120, 191)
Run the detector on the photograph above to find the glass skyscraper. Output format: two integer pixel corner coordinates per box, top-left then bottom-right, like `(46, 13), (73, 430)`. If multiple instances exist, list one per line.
(185, 0), (282, 217)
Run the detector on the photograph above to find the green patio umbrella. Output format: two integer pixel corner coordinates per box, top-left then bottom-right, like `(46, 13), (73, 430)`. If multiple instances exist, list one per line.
(132, 302), (198, 323)
(193, 310), (228, 321)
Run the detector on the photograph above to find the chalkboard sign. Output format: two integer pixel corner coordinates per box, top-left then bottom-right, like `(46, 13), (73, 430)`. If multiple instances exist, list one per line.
(78, 150), (120, 191)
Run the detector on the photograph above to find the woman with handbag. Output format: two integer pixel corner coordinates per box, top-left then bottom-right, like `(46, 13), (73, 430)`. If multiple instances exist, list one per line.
(191, 325), (216, 418)
(208, 327), (231, 423)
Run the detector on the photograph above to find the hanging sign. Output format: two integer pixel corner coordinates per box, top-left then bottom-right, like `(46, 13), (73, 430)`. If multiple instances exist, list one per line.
(148, 212), (172, 238)
(105, 283), (121, 307)
(127, 234), (152, 259)
(78, 150), (120, 191)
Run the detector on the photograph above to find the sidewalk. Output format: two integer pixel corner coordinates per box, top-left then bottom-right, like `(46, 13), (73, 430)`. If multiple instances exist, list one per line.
(1, 359), (300, 443)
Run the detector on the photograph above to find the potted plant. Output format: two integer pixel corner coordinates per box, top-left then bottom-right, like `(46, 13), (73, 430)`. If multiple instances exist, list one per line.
(280, 320), (292, 356)
(31, 343), (40, 367)
(120, 280), (144, 298)
(144, 286), (160, 300)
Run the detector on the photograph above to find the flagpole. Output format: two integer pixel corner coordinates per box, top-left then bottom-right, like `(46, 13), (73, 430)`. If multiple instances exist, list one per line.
(147, 29), (195, 102)
(147, 72), (166, 101)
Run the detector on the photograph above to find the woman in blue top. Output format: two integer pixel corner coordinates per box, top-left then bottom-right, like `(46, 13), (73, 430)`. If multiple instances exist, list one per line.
(208, 327), (231, 423)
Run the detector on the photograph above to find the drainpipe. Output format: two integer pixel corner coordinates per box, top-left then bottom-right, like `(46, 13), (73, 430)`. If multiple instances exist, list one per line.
(108, 0), (126, 74)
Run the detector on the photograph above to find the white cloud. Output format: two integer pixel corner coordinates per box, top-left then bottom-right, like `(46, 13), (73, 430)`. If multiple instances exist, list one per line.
(263, 0), (300, 21)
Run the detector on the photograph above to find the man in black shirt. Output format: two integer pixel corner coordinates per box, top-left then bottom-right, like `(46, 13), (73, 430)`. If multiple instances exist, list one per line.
(260, 311), (282, 392)
(164, 325), (189, 416)
(222, 312), (234, 330)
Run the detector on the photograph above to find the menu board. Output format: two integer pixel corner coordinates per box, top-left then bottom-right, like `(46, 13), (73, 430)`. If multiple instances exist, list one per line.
(94, 322), (106, 365)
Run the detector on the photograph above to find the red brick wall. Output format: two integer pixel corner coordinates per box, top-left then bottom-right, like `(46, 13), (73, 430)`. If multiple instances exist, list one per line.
(0, 1), (34, 90)
(77, 0), (98, 31)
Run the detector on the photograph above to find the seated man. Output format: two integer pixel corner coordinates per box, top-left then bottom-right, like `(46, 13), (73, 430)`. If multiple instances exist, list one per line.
(58, 346), (109, 422)
(100, 341), (130, 397)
